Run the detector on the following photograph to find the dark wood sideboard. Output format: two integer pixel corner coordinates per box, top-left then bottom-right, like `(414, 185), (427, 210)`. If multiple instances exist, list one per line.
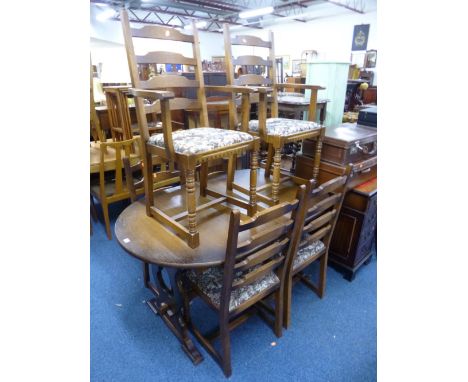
(296, 123), (377, 280)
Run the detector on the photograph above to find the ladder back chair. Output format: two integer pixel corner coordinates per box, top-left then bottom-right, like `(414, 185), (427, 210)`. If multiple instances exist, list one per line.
(283, 165), (351, 328)
(104, 85), (172, 142)
(223, 24), (326, 205)
(90, 136), (143, 239)
(123, 156), (181, 203)
(90, 59), (106, 143)
(180, 184), (308, 377)
(121, 9), (261, 248)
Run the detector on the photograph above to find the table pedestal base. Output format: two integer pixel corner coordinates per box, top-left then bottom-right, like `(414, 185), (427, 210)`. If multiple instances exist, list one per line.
(145, 264), (203, 365)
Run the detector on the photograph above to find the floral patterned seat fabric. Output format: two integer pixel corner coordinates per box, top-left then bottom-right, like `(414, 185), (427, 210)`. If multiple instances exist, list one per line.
(292, 240), (326, 270)
(248, 118), (320, 137)
(148, 127), (254, 155)
(186, 266), (279, 312)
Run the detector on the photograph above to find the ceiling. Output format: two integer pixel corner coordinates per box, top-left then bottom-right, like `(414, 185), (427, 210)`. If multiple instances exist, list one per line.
(90, 0), (377, 32)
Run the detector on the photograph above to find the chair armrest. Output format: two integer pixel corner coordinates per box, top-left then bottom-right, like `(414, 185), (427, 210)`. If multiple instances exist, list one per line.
(276, 83), (325, 91)
(129, 88), (175, 100)
(205, 85), (272, 94)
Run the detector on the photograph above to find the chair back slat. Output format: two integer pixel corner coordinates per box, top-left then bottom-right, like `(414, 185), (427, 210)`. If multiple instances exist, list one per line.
(232, 256), (284, 290)
(240, 200), (299, 230)
(233, 55), (272, 66)
(306, 193), (342, 221)
(231, 35), (271, 48)
(144, 98), (201, 114)
(139, 75), (199, 89)
(300, 224), (332, 248)
(219, 184), (308, 314)
(305, 193), (343, 224)
(234, 74), (272, 86)
(131, 25), (194, 43)
(136, 51), (196, 66)
(234, 238), (289, 272)
(303, 210), (336, 234)
(237, 220), (294, 255)
(311, 175), (348, 198)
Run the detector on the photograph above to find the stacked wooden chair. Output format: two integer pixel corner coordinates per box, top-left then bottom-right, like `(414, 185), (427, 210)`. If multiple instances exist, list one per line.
(90, 136), (143, 239)
(223, 24), (326, 205)
(180, 183), (309, 377)
(283, 165), (352, 328)
(120, 9), (263, 248)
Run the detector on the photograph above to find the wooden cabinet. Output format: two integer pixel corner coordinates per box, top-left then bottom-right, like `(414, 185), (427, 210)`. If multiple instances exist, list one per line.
(328, 178), (377, 281)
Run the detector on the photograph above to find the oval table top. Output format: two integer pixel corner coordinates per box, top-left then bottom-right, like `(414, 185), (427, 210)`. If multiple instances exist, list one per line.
(115, 198), (234, 269)
(115, 170), (300, 269)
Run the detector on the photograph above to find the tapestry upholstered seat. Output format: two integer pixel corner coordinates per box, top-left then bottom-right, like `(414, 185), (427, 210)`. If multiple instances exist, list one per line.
(186, 266), (279, 312)
(292, 240), (326, 270)
(248, 118), (320, 137)
(148, 127), (254, 155)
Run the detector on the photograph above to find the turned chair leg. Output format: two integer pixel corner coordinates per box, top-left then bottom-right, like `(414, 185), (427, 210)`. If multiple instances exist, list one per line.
(144, 150), (154, 216)
(312, 129), (325, 181)
(185, 167), (199, 248)
(248, 150), (258, 216)
(264, 144), (274, 178)
(271, 146), (282, 204)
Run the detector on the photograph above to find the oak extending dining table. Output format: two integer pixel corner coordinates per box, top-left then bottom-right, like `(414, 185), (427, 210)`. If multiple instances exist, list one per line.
(114, 170), (299, 364)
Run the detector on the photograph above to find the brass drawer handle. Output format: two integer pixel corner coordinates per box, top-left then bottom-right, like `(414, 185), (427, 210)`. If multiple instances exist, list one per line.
(355, 141), (377, 156)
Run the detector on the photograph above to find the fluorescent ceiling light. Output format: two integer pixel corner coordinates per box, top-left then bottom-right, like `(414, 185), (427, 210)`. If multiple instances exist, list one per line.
(184, 21), (207, 30)
(96, 8), (116, 21)
(239, 6), (274, 19)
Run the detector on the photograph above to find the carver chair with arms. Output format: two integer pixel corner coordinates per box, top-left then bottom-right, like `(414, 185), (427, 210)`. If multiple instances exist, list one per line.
(223, 24), (326, 205)
(90, 136), (143, 239)
(121, 9), (262, 248)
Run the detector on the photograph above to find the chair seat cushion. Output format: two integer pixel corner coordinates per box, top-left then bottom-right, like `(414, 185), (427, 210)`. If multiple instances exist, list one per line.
(248, 118), (320, 137)
(148, 127), (253, 155)
(186, 266), (279, 312)
(293, 240), (326, 270)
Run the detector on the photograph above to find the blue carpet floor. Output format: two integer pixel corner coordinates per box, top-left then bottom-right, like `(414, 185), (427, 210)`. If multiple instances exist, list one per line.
(91, 200), (376, 381)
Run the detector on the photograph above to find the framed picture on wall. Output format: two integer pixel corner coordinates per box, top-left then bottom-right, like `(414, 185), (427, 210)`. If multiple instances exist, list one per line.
(351, 24), (370, 51)
(276, 55), (291, 71)
(291, 59), (302, 75)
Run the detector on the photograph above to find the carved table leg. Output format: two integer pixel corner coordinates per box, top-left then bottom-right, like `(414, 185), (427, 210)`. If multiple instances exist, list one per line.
(272, 146), (282, 204)
(146, 264), (204, 365)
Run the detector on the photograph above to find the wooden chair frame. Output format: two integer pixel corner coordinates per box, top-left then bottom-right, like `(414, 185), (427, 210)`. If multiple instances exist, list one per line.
(180, 184), (308, 377)
(283, 165), (352, 328)
(223, 24), (326, 205)
(90, 136), (143, 239)
(121, 9), (263, 248)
